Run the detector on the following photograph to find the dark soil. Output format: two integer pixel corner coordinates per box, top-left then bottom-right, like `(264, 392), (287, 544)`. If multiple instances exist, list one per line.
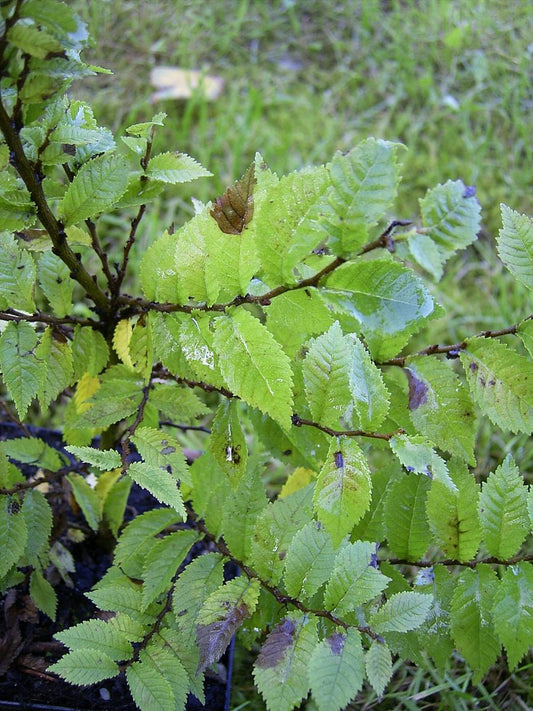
(0, 424), (230, 711)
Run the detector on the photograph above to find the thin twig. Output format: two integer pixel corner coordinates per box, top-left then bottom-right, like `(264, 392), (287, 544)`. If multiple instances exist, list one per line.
(291, 414), (405, 441)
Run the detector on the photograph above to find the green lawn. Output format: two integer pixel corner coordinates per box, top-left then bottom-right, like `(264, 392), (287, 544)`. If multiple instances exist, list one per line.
(70, 2), (533, 708)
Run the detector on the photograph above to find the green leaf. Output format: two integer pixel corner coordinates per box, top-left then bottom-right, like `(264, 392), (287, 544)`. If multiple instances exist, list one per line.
(460, 337), (533, 433)
(492, 562), (533, 670)
(347, 333), (390, 430)
(325, 259), (435, 360)
(142, 636), (189, 711)
(65, 445), (122, 471)
(87, 568), (158, 624)
(324, 541), (390, 615)
(197, 577), (260, 673)
(74, 365), (144, 429)
(302, 321), (352, 428)
(146, 151), (212, 183)
(126, 650), (175, 711)
(49, 649), (118, 686)
(313, 439), (372, 547)
(283, 521), (335, 601)
(266, 288), (334, 356)
(71, 326), (109, 378)
(253, 165), (331, 285)
(38, 252), (73, 317)
(0, 496), (28, 578)
(59, 152), (130, 226)
(35, 327), (74, 409)
(131, 426), (189, 484)
(190, 451), (233, 537)
(308, 629), (364, 711)
(22, 488), (53, 566)
(0, 232), (36, 311)
(404, 356), (475, 463)
(497, 204), (533, 289)
(426, 460), (481, 561)
(30, 569), (57, 620)
(177, 312), (226, 386)
(114, 508), (181, 579)
(319, 138), (404, 255)
(479, 454), (529, 558)
(253, 613), (317, 711)
(67, 472), (101, 532)
(450, 566), (500, 683)
(2, 437), (63, 472)
(365, 640), (392, 698)
(55, 617), (135, 661)
(0, 321), (41, 418)
(371, 591), (432, 633)
(173, 553), (225, 637)
(518, 319), (533, 359)
(410, 180), (482, 280)
(389, 433), (456, 490)
(213, 309), (294, 428)
(209, 399), (248, 486)
(141, 530), (198, 610)
(7, 22), (63, 58)
(220, 465), (268, 562)
(251, 485), (314, 585)
(127, 462), (185, 517)
(383, 473), (431, 559)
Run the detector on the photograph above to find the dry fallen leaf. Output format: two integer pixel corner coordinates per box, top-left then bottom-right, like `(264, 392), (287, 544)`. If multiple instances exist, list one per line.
(150, 66), (224, 102)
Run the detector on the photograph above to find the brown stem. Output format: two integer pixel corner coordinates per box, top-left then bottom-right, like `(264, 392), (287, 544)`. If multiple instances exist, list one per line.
(291, 414), (405, 441)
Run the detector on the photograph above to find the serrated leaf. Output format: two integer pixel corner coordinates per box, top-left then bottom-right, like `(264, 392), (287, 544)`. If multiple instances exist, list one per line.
(309, 629), (364, 711)
(131, 426), (189, 482)
(324, 541), (390, 615)
(325, 259), (434, 360)
(114, 508), (181, 579)
(2, 436), (63, 472)
(7, 22), (63, 58)
(426, 459), (481, 561)
(253, 613), (317, 711)
(127, 462), (185, 517)
(404, 356), (475, 463)
(35, 327), (74, 409)
(319, 138), (404, 255)
(67, 472), (101, 532)
(220, 465), (268, 562)
(251, 485), (314, 585)
(142, 639), (189, 711)
(210, 163), (255, 234)
(479, 454), (529, 558)
(497, 204), (533, 289)
(22, 488), (53, 566)
(313, 439), (372, 547)
(190, 451), (233, 537)
(176, 312), (226, 386)
(38, 252), (73, 317)
(0, 233), (36, 311)
(141, 529), (198, 610)
(492, 562), (533, 669)
(450, 566), (500, 683)
(126, 651), (175, 711)
(410, 180), (481, 280)
(71, 326), (109, 378)
(30, 569), (57, 620)
(74, 365), (144, 429)
(209, 399), (247, 486)
(113, 319), (134, 369)
(266, 288), (334, 356)
(389, 433), (456, 490)
(383, 473), (431, 559)
(49, 649), (118, 686)
(87, 569), (157, 624)
(173, 553), (225, 636)
(373, 590), (433, 634)
(302, 321), (352, 428)
(283, 521), (335, 600)
(59, 152), (129, 226)
(55, 617), (134, 660)
(146, 151), (211, 184)
(213, 309), (294, 428)
(460, 337), (533, 433)
(0, 321), (41, 418)
(365, 640), (392, 698)
(197, 577), (260, 673)
(253, 165), (331, 285)
(65, 445), (122, 471)
(347, 333), (390, 429)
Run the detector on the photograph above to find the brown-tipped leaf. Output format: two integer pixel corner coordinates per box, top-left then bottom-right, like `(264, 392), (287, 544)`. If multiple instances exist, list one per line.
(210, 164), (256, 234)
(196, 601), (250, 673)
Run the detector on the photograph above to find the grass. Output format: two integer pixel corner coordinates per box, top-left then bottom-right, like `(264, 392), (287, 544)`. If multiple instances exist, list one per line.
(68, 1), (533, 708)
